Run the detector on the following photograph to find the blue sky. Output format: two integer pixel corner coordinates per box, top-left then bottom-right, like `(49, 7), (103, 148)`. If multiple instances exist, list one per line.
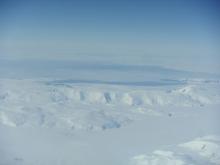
(0, 0), (220, 73)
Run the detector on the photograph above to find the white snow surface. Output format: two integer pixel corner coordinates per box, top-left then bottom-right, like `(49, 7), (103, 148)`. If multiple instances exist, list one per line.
(131, 135), (220, 165)
(0, 78), (220, 165)
(0, 78), (219, 130)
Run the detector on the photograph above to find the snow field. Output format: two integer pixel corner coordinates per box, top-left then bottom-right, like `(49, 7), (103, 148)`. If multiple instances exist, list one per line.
(0, 79), (219, 131)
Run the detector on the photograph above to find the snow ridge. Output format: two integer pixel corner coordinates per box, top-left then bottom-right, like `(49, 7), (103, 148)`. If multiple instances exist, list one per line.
(0, 79), (219, 130)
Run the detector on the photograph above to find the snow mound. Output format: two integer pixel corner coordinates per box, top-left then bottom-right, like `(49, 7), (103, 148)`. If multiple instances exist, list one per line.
(130, 135), (220, 165)
(179, 135), (220, 164)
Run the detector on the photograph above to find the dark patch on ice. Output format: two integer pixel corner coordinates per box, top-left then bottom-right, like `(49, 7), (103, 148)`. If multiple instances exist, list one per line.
(80, 91), (85, 101)
(102, 120), (121, 130)
(14, 157), (24, 164)
(104, 92), (112, 103)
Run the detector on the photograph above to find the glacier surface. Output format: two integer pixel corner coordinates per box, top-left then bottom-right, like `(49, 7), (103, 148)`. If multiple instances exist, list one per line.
(0, 64), (220, 165)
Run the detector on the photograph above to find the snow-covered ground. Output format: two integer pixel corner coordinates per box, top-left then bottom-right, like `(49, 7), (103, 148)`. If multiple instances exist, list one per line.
(0, 65), (220, 165)
(131, 135), (220, 165)
(0, 78), (219, 130)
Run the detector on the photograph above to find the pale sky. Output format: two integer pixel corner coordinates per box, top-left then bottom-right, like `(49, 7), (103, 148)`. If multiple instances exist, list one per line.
(0, 0), (220, 73)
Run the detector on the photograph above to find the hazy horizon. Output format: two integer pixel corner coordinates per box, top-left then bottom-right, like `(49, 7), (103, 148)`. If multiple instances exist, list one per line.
(1, 0), (220, 73)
